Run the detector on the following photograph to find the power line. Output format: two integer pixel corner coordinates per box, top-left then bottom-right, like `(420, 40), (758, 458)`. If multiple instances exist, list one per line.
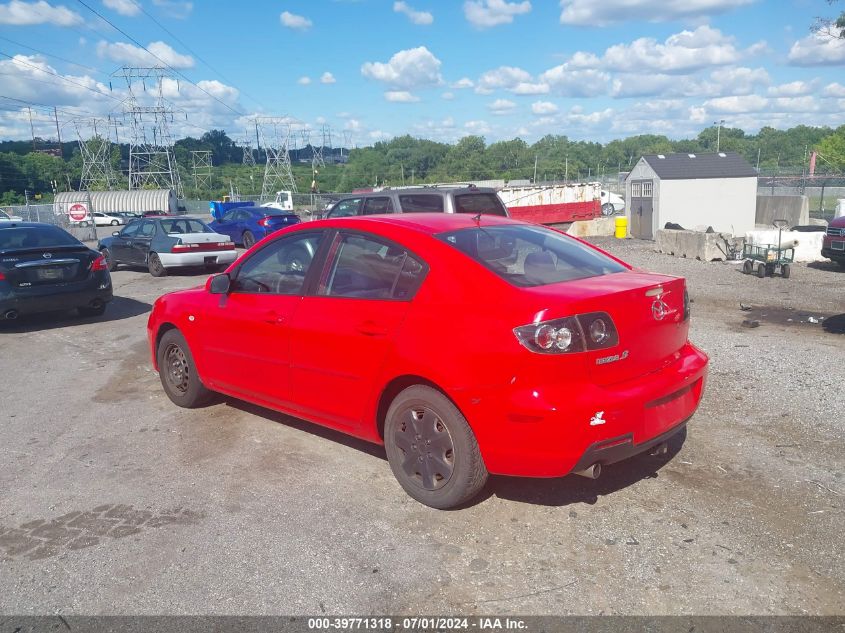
(0, 36), (104, 75)
(74, 0), (245, 117)
(0, 52), (122, 103)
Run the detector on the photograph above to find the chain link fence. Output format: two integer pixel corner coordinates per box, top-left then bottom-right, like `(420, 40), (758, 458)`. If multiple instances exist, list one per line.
(1, 196), (98, 242)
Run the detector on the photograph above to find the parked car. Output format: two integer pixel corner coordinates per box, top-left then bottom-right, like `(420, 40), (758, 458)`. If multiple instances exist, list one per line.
(98, 217), (236, 277)
(822, 216), (845, 268)
(114, 211), (142, 222)
(209, 206), (301, 248)
(0, 210), (23, 222)
(91, 212), (124, 226)
(147, 213), (709, 508)
(600, 190), (625, 216)
(324, 185), (509, 219)
(0, 222), (112, 320)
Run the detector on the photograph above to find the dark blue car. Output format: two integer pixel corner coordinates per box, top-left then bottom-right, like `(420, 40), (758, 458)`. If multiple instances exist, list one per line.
(209, 206), (300, 249)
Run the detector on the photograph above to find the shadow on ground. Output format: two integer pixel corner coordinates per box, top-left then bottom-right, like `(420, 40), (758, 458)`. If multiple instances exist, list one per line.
(823, 314), (845, 334)
(0, 295), (151, 333)
(223, 397), (685, 509)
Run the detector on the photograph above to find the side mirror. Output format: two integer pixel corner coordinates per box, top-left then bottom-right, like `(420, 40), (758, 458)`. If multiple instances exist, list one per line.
(208, 273), (231, 294)
(112, 231), (121, 237)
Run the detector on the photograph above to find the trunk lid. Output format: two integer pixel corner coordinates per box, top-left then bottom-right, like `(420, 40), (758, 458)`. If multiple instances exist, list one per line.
(168, 232), (230, 245)
(523, 271), (689, 386)
(261, 214), (298, 230)
(0, 245), (99, 287)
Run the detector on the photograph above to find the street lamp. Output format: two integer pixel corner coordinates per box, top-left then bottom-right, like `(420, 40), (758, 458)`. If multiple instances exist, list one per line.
(714, 119), (726, 152)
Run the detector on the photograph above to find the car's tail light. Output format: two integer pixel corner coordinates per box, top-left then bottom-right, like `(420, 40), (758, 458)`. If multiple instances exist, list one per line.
(258, 216), (271, 227)
(683, 287), (690, 321)
(90, 255), (108, 271)
(514, 312), (619, 354)
(0, 271), (6, 281)
(172, 240), (234, 253)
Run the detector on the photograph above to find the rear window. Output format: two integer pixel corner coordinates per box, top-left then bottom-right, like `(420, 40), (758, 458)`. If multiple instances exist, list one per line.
(454, 193), (508, 217)
(438, 224), (626, 287)
(398, 194), (444, 213)
(262, 209), (292, 217)
(0, 225), (81, 251)
(160, 219), (213, 234)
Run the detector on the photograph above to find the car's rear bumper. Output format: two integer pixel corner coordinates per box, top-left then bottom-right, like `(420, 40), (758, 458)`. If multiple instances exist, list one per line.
(462, 342), (708, 477)
(0, 273), (112, 318)
(158, 251), (238, 268)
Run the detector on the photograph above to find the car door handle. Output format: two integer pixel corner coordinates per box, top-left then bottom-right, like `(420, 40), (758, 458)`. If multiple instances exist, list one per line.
(356, 321), (389, 336)
(262, 311), (286, 325)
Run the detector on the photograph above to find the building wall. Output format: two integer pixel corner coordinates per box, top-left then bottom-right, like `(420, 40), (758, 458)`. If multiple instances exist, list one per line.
(55, 189), (177, 214)
(625, 158), (661, 238)
(657, 177), (757, 236)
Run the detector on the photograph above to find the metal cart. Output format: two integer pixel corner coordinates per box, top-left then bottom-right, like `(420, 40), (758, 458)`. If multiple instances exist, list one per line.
(742, 219), (794, 278)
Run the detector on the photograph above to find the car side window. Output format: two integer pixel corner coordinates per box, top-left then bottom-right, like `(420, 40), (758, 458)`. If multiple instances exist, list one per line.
(232, 232), (322, 295)
(328, 198), (362, 218)
(362, 197), (394, 215)
(220, 210), (237, 222)
(138, 221), (156, 238)
(234, 209), (251, 220)
(398, 194), (444, 213)
(320, 233), (427, 300)
(121, 222), (141, 238)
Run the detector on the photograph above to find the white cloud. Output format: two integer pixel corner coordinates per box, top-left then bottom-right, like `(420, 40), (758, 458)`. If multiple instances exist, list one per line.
(0, 0), (82, 25)
(103, 0), (139, 16)
(452, 77), (474, 89)
(704, 94), (769, 113)
(152, 0), (192, 19)
(767, 80), (816, 97)
(280, 11), (312, 30)
(297, 76), (312, 85)
(476, 66), (549, 95)
(464, 119), (492, 134)
(464, 0), (531, 28)
(488, 98), (516, 113)
(361, 46), (442, 89)
(823, 83), (845, 97)
(393, 1), (433, 25)
(441, 91), (455, 100)
(96, 40), (194, 69)
(540, 64), (609, 97)
(385, 90), (421, 102)
(788, 33), (845, 66)
(320, 72), (336, 84)
(706, 66), (770, 96)
(601, 26), (743, 73)
(559, 0), (755, 26)
(531, 101), (558, 115)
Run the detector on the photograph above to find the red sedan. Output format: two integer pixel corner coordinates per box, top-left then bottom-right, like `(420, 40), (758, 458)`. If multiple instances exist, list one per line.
(147, 213), (708, 508)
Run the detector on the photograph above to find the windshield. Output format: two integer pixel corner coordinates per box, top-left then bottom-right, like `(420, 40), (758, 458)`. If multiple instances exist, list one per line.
(454, 193), (509, 217)
(0, 225), (82, 251)
(160, 219), (213, 234)
(438, 224), (626, 287)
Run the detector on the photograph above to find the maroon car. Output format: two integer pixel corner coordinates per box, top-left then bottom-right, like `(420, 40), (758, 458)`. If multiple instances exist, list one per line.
(822, 216), (845, 268)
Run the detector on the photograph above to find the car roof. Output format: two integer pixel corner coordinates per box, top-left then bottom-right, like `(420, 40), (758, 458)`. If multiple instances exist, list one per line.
(340, 186), (499, 199)
(0, 221), (60, 229)
(308, 212), (521, 235)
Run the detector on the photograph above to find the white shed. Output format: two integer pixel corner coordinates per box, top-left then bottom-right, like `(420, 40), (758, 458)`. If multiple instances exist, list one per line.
(625, 152), (758, 239)
(55, 189), (177, 214)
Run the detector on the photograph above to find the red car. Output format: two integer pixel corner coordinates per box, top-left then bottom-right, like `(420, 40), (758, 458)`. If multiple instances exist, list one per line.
(822, 215), (845, 268)
(147, 214), (708, 508)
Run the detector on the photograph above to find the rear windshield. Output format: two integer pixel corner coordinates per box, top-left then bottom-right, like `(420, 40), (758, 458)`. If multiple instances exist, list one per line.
(454, 193), (508, 217)
(262, 209), (292, 216)
(399, 194), (444, 213)
(0, 225), (81, 251)
(160, 219), (213, 234)
(437, 224), (626, 287)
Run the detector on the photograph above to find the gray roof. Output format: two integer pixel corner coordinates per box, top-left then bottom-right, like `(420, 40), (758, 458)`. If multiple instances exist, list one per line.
(640, 152), (758, 180)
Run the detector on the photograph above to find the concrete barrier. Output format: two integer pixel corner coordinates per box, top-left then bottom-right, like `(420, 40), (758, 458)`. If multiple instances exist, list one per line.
(756, 195), (809, 227)
(656, 229), (743, 261)
(565, 216), (616, 238)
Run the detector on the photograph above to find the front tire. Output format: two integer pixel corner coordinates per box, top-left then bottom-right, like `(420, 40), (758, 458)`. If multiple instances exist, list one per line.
(742, 259), (752, 274)
(111, 220), (119, 226)
(756, 263), (766, 278)
(101, 247), (118, 272)
(242, 230), (256, 249)
(384, 385), (488, 509)
(601, 203), (614, 216)
(156, 329), (212, 408)
(148, 252), (167, 277)
(781, 263), (791, 278)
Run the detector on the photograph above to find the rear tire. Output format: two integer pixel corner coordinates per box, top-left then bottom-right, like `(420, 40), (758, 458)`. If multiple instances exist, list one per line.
(148, 252), (167, 277)
(781, 263), (791, 278)
(742, 259), (752, 274)
(111, 220), (119, 226)
(756, 263), (766, 278)
(156, 329), (212, 408)
(78, 303), (106, 317)
(242, 231), (255, 249)
(601, 203), (614, 216)
(384, 385), (488, 509)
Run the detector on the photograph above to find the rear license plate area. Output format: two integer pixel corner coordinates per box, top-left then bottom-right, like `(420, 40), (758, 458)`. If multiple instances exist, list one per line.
(204, 256), (216, 264)
(36, 267), (64, 281)
(643, 379), (701, 437)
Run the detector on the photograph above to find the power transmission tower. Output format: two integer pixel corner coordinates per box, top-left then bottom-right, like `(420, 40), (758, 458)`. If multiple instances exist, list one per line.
(342, 130), (354, 157)
(258, 118), (297, 199)
(74, 118), (117, 191)
(238, 135), (256, 166)
(191, 150), (212, 192)
(115, 66), (184, 199)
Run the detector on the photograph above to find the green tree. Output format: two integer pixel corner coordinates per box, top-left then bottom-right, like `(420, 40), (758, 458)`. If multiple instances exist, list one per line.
(816, 125), (845, 171)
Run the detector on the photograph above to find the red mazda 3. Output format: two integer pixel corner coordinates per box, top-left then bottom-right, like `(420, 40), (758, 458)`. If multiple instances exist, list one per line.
(147, 213), (708, 508)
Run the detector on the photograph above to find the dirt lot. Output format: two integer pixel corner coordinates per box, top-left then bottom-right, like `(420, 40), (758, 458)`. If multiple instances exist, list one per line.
(0, 235), (843, 616)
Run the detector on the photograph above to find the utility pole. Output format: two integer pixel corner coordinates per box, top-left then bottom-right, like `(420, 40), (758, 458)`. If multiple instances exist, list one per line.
(714, 119), (725, 152)
(27, 107), (36, 152)
(533, 155), (538, 183)
(565, 156), (568, 183)
(756, 147), (761, 171)
(53, 107), (62, 157)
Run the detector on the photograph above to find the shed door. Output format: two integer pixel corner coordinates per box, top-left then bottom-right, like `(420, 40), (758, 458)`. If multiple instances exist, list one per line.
(630, 180), (654, 240)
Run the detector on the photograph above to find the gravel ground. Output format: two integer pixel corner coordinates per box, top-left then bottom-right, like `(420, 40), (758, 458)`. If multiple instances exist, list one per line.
(0, 235), (843, 616)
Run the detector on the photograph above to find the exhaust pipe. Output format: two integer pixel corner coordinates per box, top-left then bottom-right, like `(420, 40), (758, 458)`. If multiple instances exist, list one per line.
(650, 442), (668, 457)
(3, 309), (19, 320)
(89, 299), (104, 310)
(574, 463), (601, 479)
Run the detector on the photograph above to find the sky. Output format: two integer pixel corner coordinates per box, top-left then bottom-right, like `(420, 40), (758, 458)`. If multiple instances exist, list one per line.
(0, 0), (844, 148)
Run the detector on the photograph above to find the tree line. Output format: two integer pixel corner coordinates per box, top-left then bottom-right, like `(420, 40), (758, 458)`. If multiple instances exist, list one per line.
(1, 123), (843, 205)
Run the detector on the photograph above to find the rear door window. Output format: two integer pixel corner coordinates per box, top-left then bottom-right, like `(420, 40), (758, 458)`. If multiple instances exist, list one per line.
(328, 198), (362, 217)
(319, 233), (427, 300)
(362, 197), (394, 215)
(454, 193), (508, 217)
(398, 194), (444, 213)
